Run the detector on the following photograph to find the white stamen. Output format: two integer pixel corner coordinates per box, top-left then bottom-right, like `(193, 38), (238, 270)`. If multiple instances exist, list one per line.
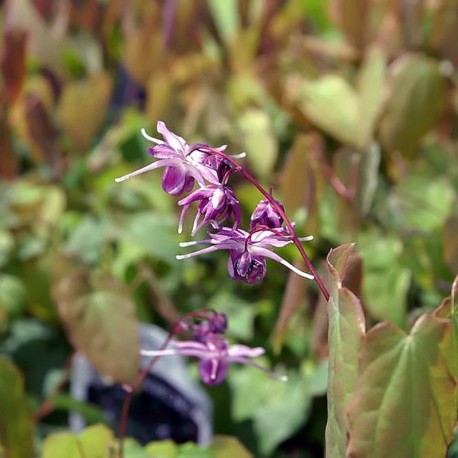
(141, 349), (177, 357)
(232, 152), (246, 159)
(114, 163), (158, 182)
(140, 128), (163, 144)
(298, 235), (314, 242)
(179, 241), (201, 247)
(279, 259), (314, 279)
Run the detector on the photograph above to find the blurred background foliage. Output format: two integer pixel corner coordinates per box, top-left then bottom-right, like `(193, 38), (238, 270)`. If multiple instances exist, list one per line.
(0, 0), (458, 457)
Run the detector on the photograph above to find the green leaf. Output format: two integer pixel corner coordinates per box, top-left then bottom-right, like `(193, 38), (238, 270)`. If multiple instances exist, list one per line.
(121, 213), (180, 263)
(238, 109), (278, 182)
(358, 229), (410, 326)
(206, 0), (240, 47)
(64, 216), (114, 264)
(176, 442), (214, 458)
(209, 436), (252, 458)
(42, 424), (114, 458)
(230, 368), (311, 456)
(347, 314), (456, 458)
(387, 172), (454, 232)
(297, 75), (359, 147)
(0, 274), (27, 321)
(379, 54), (444, 158)
(325, 245), (366, 458)
(144, 439), (178, 457)
(0, 357), (34, 458)
(355, 142), (381, 217)
(54, 267), (140, 384)
(451, 276), (458, 379)
(357, 47), (386, 148)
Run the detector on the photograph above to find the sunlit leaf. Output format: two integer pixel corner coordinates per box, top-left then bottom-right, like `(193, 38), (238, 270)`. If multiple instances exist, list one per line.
(210, 436), (252, 458)
(326, 244), (366, 458)
(0, 357), (34, 458)
(42, 424), (115, 458)
(207, 0), (240, 47)
(144, 439), (178, 457)
(347, 314), (456, 458)
(238, 109), (278, 182)
(279, 133), (324, 233)
(296, 75), (359, 147)
(379, 54), (445, 158)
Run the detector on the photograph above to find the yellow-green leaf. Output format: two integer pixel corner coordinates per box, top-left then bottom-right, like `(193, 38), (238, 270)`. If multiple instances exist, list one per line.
(0, 357), (34, 458)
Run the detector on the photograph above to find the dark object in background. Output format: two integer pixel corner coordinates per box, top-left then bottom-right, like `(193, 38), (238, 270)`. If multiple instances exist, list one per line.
(70, 324), (212, 445)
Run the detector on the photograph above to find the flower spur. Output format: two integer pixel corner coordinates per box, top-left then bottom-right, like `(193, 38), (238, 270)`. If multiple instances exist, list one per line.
(176, 225), (314, 284)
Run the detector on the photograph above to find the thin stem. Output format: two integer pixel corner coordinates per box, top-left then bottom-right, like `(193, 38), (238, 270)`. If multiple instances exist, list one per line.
(240, 168), (330, 301)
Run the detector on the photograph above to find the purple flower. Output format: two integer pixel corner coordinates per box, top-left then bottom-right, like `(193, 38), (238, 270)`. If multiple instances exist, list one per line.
(176, 226), (314, 283)
(141, 313), (285, 385)
(250, 196), (285, 230)
(115, 121), (225, 195)
(177, 184), (241, 235)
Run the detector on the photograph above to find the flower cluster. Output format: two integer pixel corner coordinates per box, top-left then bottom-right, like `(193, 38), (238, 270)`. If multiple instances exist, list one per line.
(141, 312), (286, 385)
(115, 121), (314, 283)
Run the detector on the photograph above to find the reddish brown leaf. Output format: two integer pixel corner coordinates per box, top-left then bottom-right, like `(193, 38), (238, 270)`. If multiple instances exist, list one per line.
(1, 27), (27, 105)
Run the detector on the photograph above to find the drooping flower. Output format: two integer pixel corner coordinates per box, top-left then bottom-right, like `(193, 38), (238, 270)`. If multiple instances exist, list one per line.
(141, 312), (285, 385)
(250, 196), (285, 230)
(115, 121), (224, 195)
(177, 184), (241, 235)
(176, 225), (314, 283)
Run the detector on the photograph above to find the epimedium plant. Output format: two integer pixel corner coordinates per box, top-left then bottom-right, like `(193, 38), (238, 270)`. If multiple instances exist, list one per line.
(111, 121), (458, 458)
(1, 1), (458, 458)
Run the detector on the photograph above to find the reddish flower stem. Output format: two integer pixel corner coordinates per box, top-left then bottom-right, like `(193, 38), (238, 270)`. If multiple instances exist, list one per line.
(208, 149), (330, 301)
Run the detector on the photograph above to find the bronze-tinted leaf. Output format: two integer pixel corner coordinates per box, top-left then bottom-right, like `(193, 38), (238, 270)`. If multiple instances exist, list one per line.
(379, 54), (445, 158)
(57, 72), (113, 151)
(326, 244), (366, 458)
(279, 133), (324, 234)
(328, 0), (371, 50)
(347, 314), (456, 458)
(53, 265), (140, 384)
(1, 27), (27, 106)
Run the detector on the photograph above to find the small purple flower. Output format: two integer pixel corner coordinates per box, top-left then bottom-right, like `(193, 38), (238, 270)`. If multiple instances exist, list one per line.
(177, 184), (241, 235)
(250, 196), (285, 230)
(115, 121), (225, 195)
(141, 312), (285, 385)
(176, 226), (314, 283)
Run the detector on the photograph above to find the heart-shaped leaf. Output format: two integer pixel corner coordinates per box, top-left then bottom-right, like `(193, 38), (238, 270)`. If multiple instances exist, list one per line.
(347, 314), (456, 458)
(54, 264), (140, 384)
